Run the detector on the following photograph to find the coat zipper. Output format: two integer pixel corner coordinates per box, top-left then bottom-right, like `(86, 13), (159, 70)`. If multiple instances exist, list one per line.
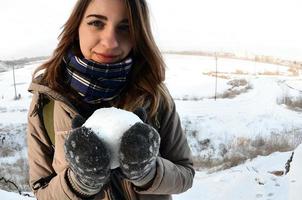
(122, 180), (136, 200)
(107, 185), (113, 200)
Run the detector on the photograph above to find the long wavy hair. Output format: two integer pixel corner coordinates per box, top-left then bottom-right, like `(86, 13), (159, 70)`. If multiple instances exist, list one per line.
(33, 0), (171, 118)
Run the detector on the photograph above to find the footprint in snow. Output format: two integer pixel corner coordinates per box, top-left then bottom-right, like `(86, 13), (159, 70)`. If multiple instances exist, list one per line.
(267, 193), (274, 197)
(256, 194), (263, 198)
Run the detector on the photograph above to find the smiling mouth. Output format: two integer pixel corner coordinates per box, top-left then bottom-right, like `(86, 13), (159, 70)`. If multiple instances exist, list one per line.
(94, 52), (120, 63)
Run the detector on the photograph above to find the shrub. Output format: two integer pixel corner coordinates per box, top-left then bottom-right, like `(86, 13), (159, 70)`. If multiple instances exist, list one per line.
(288, 66), (300, 76)
(0, 124), (29, 192)
(227, 79), (248, 87)
(0, 158), (30, 192)
(234, 69), (247, 75)
(189, 129), (302, 172)
(277, 94), (302, 110)
(260, 71), (279, 76)
(212, 78), (253, 99)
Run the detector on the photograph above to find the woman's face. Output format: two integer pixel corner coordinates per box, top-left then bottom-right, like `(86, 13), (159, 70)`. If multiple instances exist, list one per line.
(78, 0), (132, 64)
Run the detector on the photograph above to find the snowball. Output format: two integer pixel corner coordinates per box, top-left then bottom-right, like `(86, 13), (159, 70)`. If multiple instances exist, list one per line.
(84, 107), (142, 169)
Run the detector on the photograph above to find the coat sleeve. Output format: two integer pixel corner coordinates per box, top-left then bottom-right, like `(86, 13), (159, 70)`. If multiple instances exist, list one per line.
(136, 98), (195, 195)
(27, 94), (81, 200)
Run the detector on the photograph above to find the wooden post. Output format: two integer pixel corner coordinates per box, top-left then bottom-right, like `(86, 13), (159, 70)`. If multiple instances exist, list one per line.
(215, 52), (218, 100)
(12, 65), (18, 100)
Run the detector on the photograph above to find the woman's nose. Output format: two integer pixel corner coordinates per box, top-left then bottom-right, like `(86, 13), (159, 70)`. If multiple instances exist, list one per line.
(100, 27), (119, 49)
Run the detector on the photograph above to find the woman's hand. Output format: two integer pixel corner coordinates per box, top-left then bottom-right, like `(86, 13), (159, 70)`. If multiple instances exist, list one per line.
(119, 122), (160, 187)
(64, 126), (111, 197)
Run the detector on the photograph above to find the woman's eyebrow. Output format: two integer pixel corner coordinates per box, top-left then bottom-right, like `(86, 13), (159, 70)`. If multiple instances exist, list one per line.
(120, 19), (129, 24)
(86, 14), (107, 20)
(86, 14), (128, 24)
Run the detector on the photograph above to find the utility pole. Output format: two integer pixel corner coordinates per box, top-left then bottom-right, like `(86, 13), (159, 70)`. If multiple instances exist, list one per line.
(215, 52), (218, 100)
(12, 65), (18, 100)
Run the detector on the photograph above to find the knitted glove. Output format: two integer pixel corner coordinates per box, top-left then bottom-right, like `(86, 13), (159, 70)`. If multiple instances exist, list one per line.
(119, 121), (160, 187)
(64, 126), (111, 197)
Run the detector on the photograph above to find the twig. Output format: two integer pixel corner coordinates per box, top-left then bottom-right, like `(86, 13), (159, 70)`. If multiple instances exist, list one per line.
(0, 177), (34, 197)
(285, 152), (294, 175)
(252, 166), (259, 173)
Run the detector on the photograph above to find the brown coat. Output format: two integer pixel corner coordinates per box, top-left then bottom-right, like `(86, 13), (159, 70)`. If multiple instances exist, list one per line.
(27, 80), (194, 200)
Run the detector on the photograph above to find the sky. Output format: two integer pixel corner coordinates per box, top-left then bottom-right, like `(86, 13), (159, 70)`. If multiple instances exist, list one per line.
(149, 0), (302, 60)
(0, 0), (301, 61)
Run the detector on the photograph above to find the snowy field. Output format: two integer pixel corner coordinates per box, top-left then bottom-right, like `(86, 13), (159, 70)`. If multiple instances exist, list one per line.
(1, 0), (302, 199)
(164, 55), (302, 164)
(0, 54), (302, 199)
(175, 146), (302, 200)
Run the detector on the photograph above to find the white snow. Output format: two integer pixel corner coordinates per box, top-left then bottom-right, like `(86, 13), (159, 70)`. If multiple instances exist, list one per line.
(164, 54), (302, 160)
(1, 0), (302, 199)
(1, 145), (301, 200)
(288, 145), (302, 200)
(0, 190), (33, 200)
(84, 107), (142, 169)
(1, 54), (301, 200)
(174, 150), (294, 200)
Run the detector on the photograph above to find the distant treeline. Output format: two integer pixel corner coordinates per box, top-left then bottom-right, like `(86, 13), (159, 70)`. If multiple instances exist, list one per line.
(0, 56), (49, 72)
(162, 50), (302, 69)
(0, 56), (49, 66)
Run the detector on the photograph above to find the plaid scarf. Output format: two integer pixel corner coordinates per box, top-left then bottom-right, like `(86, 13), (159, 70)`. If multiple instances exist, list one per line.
(63, 51), (133, 104)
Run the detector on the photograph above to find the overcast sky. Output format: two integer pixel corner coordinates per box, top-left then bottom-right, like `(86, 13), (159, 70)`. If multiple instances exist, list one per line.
(0, 0), (301, 61)
(149, 0), (302, 60)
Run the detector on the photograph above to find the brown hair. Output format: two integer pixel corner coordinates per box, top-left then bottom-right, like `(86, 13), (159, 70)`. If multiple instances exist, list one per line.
(34, 0), (172, 118)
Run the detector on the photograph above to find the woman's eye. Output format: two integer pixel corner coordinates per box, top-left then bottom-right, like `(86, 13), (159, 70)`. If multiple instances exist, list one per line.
(118, 24), (130, 33)
(87, 20), (104, 29)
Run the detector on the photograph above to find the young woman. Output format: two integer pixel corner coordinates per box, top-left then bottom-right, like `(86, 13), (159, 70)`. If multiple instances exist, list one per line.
(27, 0), (194, 199)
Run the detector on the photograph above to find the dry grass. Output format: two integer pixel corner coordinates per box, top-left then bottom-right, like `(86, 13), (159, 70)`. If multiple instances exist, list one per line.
(259, 71), (280, 76)
(174, 96), (204, 101)
(277, 95), (302, 110)
(215, 79), (253, 99)
(203, 72), (230, 79)
(0, 124), (30, 192)
(0, 135), (23, 157)
(288, 66), (300, 76)
(227, 79), (248, 87)
(187, 126), (302, 172)
(234, 69), (248, 75)
(0, 147), (15, 157)
(0, 157), (30, 192)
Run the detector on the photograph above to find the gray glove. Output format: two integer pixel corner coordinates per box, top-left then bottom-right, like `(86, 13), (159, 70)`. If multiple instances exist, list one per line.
(119, 122), (160, 186)
(64, 126), (111, 197)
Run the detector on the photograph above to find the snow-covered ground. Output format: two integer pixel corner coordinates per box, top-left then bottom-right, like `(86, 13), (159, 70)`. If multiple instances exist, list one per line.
(0, 190), (33, 200)
(1, 0), (302, 199)
(164, 55), (302, 162)
(174, 147), (302, 200)
(0, 54), (301, 199)
(1, 147), (301, 200)
(1, 146), (302, 200)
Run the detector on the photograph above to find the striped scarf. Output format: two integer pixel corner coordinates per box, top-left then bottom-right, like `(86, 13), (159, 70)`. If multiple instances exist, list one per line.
(63, 51), (133, 104)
